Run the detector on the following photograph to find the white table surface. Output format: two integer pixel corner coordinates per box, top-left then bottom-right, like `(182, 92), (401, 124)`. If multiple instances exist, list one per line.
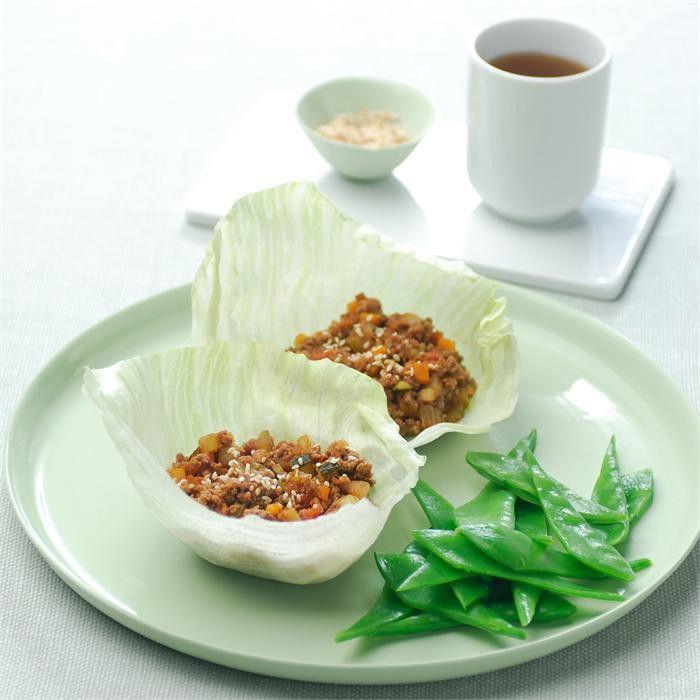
(1, 1), (698, 698)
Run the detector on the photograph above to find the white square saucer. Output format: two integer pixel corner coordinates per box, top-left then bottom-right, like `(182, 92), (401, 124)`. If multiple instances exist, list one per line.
(185, 92), (672, 300)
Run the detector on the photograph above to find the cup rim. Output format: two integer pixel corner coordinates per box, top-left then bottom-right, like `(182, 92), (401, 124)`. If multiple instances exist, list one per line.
(470, 17), (612, 84)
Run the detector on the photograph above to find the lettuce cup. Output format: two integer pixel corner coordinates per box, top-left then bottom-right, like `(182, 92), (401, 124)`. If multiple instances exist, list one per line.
(84, 343), (423, 584)
(192, 182), (520, 447)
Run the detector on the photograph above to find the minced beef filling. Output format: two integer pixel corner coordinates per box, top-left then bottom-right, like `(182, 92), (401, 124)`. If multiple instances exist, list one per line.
(291, 293), (477, 437)
(168, 430), (374, 521)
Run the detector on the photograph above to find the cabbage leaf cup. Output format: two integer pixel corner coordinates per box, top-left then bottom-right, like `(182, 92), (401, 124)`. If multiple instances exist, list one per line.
(83, 342), (423, 584)
(192, 182), (520, 447)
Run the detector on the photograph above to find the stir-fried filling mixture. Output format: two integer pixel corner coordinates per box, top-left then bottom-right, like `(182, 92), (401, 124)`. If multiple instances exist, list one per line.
(291, 294), (477, 437)
(168, 430), (374, 521)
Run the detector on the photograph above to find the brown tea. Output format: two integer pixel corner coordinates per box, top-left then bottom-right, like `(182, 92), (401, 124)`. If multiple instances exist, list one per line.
(489, 52), (588, 77)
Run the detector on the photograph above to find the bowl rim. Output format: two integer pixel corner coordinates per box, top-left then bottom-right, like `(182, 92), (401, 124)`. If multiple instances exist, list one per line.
(295, 75), (436, 153)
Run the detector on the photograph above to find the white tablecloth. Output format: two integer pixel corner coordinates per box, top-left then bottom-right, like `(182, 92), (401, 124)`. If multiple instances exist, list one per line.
(2, 1), (698, 697)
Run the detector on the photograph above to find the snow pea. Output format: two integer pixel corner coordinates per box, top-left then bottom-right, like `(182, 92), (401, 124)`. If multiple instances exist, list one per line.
(375, 554), (525, 639)
(402, 483), (516, 592)
(466, 451), (627, 524)
(395, 551), (468, 590)
(402, 481), (517, 592)
(451, 577), (492, 609)
(630, 557), (653, 572)
(512, 583), (541, 626)
(454, 482), (516, 529)
(335, 540), (424, 642)
(335, 585), (413, 642)
(457, 519), (603, 579)
(369, 613), (458, 637)
(621, 470), (653, 526)
(488, 592), (577, 625)
(412, 479), (456, 530)
(515, 500), (552, 545)
(526, 452), (635, 581)
(506, 429), (538, 460)
(412, 529), (624, 601)
(591, 437), (629, 546)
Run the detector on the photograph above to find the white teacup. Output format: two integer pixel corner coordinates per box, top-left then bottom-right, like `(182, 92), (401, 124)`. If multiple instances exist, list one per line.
(468, 18), (612, 223)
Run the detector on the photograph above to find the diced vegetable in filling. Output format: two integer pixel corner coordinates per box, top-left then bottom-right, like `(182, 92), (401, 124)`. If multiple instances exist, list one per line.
(168, 430), (374, 521)
(291, 293), (477, 436)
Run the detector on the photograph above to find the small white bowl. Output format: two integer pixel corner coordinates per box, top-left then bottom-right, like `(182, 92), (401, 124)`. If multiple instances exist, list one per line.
(296, 77), (435, 180)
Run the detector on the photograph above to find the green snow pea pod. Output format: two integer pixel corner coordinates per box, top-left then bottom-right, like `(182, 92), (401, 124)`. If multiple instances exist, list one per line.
(450, 578), (492, 609)
(506, 429), (538, 460)
(457, 518), (603, 579)
(465, 451), (627, 524)
(375, 554), (524, 639)
(454, 483), (516, 529)
(591, 437), (629, 546)
(630, 558), (653, 572)
(621, 470), (653, 526)
(412, 479), (456, 530)
(487, 592), (577, 625)
(369, 613), (458, 637)
(335, 585), (413, 642)
(395, 550), (468, 590)
(335, 540), (425, 642)
(402, 482), (516, 592)
(515, 499), (552, 545)
(512, 583), (542, 626)
(412, 529), (624, 601)
(526, 452), (634, 581)
(532, 592), (577, 622)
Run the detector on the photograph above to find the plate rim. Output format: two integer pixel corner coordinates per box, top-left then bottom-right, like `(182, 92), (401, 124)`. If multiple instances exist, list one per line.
(5, 282), (699, 684)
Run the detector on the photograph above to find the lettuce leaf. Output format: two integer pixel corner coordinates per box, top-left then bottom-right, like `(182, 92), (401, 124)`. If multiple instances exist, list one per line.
(191, 182), (520, 447)
(84, 342), (423, 584)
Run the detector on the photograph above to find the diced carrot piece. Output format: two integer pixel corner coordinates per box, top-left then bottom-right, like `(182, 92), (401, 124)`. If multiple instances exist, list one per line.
(408, 361), (431, 385)
(316, 484), (330, 501)
(371, 344), (387, 355)
(432, 331), (444, 344)
(346, 299), (361, 315)
(169, 466), (185, 481)
(437, 336), (456, 352)
(300, 503), (324, 520)
(266, 503), (283, 516)
(294, 333), (308, 347)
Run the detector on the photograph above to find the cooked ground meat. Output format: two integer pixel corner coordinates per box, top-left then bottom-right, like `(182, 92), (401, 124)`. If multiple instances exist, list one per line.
(290, 294), (477, 437)
(168, 430), (374, 521)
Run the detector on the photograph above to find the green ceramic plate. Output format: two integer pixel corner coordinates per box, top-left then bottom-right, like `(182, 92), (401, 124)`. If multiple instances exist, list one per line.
(5, 284), (699, 684)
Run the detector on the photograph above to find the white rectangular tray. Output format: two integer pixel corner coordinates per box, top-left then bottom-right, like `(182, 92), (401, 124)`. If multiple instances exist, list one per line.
(185, 92), (672, 300)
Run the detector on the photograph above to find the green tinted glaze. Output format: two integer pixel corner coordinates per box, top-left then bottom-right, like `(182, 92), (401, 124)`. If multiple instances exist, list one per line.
(6, 283), (697, 683)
